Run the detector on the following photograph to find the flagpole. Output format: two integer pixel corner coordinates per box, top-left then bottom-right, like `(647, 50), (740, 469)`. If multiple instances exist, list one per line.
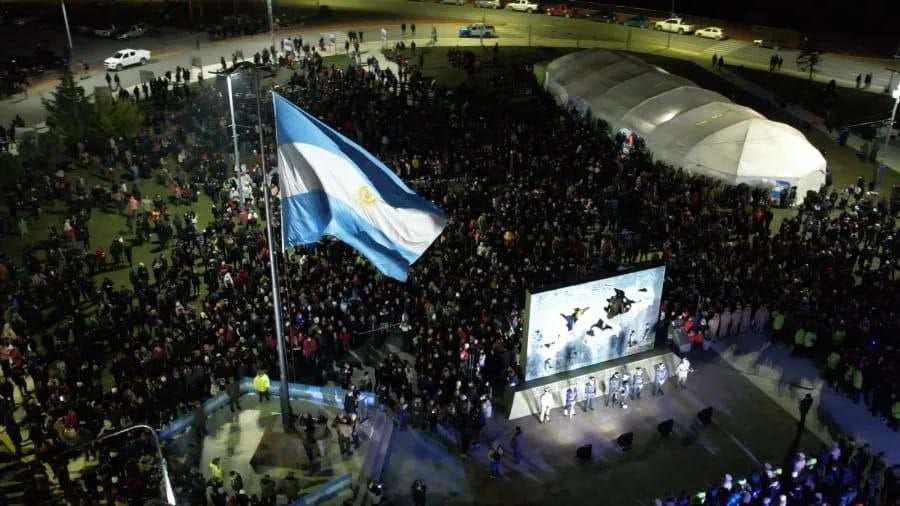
(259, 82), (292, 431)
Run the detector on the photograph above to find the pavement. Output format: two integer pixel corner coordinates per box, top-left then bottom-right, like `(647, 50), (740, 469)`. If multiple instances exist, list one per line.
(4, 1), (899, 170)
(181, 396), (363, 504)
(378, 331), (898, 506)
(380, 337), (829, 505)
(711, 332), (900, 466)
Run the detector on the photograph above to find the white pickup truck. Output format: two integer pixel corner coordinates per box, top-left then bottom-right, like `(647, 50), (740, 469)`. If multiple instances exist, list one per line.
(506, 0), (540, 13)
(104, 49), (151, 71)
(653, 18), (695, 34)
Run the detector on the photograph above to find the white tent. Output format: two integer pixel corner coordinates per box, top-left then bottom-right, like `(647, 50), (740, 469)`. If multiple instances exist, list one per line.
(545, 49), (827, 201)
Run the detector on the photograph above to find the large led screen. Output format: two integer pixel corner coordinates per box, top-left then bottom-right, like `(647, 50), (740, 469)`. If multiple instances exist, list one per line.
(523, 265), (665, 382)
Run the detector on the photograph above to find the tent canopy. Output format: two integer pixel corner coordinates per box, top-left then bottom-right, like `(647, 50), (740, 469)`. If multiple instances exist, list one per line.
(545, 49), (826, 200)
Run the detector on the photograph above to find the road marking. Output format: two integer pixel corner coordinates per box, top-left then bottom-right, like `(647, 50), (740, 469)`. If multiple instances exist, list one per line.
(724, 428), (761, 465)
(701, 39), (747, 56)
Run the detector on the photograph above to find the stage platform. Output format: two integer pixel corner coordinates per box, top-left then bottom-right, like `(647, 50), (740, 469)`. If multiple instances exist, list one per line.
(383, 343), (828, 506)
(506, 347), (679, 420)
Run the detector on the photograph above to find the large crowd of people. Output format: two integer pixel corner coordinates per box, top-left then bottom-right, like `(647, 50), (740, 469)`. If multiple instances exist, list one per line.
(0, 40), (897, 505)
(656, 438), (893, 506)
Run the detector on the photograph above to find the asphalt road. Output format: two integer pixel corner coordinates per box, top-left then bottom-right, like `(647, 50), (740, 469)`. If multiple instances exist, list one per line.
(2, 0), (898, 128)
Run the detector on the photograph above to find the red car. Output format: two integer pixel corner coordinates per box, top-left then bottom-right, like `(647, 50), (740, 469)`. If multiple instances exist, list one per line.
(544, 4), (580, 18)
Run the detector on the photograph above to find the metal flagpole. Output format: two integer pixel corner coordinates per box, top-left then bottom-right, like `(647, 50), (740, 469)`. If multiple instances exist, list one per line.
(262, 85), (292, 431)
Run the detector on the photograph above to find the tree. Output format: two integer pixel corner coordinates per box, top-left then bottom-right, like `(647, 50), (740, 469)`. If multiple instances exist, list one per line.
(18, 130), (64, 172)
(42, 67), (94, 153)
(94, 95), (144, 139)
(0, 151), (24, 188)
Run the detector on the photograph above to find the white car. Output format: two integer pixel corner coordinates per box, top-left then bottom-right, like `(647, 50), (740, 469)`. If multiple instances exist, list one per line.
(116, 23), (147, 40)
(653, 18), (695, 34)
(474, 0), (502, 8)
(695, 26), (726, 40)
(506, 0), (540, 13)
(104, 49), (151, 71)
(459, 23), (497, 38)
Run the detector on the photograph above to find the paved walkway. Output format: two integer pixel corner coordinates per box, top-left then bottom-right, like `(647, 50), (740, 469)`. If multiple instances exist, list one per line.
(709, 332), (899, 465)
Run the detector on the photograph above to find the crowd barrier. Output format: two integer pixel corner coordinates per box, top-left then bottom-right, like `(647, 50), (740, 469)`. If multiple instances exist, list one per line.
(157, 378), (376, 506)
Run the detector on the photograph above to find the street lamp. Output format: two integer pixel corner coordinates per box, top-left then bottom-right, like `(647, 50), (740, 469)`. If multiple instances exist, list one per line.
(60, 1), (73, 60)
(96, 425), (176, 505)
(877, 84), (900, 187)
(226, 75), (246, 209)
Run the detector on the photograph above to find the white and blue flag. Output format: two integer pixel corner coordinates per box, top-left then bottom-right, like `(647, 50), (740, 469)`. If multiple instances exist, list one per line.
(274, 93), (446, 281)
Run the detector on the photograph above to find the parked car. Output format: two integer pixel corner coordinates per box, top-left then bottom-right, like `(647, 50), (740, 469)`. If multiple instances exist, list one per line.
(506, 0), (540, 13)
(116, 23), (147, 40)
(592, 10), (618, 23)
(104, 48), (151, 71)
(94, 24), (118, 38)
(474, 0), (502, 8)
(653, 17), (695, 34)
(544, 4), (579, 17)
(695, 26), (726, 40)
(752, 39), (782, 50)
(440, 0), (464, 5)
(622, 15), (652, 28)
(459, 23), (496, 38)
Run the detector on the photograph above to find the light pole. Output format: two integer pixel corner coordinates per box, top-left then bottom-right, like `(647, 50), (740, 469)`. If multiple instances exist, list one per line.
(226, 75), (246, 209)
(60, 1), (73, 60)
(97, 425), (176, 505)
(876, 84), (900, 187)
(266, 0), (276, 58)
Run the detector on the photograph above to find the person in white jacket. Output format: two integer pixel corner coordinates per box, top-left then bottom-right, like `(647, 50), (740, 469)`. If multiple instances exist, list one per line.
(675, 358), (692, 389)
(538, 388), (552, 423)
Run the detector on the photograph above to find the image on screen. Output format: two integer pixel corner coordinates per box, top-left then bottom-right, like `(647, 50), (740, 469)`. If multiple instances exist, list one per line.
(523, 265), (666, 382)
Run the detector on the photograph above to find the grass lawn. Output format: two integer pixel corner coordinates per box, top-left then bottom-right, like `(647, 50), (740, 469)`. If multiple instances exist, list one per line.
(1, 159), (215, 291)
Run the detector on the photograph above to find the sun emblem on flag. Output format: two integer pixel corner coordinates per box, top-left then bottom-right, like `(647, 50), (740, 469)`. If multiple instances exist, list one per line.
(357, 186), (377, 206)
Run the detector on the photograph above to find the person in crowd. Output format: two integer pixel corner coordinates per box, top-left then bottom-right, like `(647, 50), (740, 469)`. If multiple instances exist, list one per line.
(254, 370), (271, 402)
(654, 363), (668, 396)
(583, 376), (596, 412)
(564, 386), (576, 419)
(0, 43), (897, 505)
(675, 358), (692, 389)
(539, 388), (552, 423)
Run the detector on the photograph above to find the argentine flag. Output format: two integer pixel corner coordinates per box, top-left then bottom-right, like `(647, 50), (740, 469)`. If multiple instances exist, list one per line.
(274, 93), (446, 282)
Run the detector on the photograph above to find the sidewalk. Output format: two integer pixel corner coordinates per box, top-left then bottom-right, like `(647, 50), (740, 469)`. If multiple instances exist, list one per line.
(711, 333), (899, 465)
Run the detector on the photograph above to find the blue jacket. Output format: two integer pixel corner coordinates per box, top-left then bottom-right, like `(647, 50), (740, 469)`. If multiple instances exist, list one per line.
(655, 366), (667, 383)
